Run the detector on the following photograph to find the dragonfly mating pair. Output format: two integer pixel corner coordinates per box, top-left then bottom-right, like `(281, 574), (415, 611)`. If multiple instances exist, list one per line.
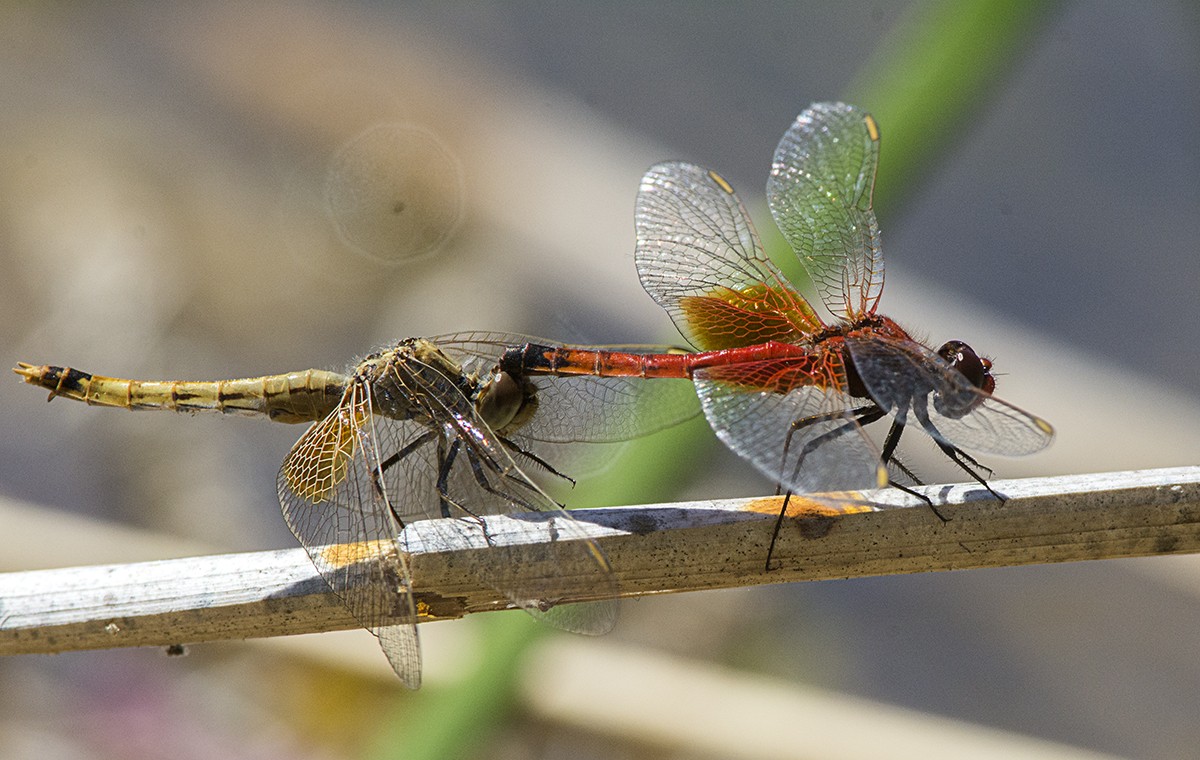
(15, 102), (1053, 687)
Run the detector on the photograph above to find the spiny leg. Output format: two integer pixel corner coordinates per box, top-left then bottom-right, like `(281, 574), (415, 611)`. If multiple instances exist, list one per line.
(433, 427), (547, 545)
(377, 429), (438, 477)
(767, 405), (883, 571)
(777, 405), (879, 495)
(500, 435), (576, 488)
(877, 417), (946, 520)
(435, 436), (465, 518)
(951, 446), (993, 480)
(462, 444), (543, 515)
(931, 438), (1003, 500)
(374, 430), (438, 526)
(913, 404), (1002, 499)
(887, 456), (925, 488)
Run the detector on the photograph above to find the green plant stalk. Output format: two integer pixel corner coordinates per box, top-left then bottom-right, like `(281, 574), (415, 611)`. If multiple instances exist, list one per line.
(846, 0), (1063, 218)
(362, 613), (544, 760)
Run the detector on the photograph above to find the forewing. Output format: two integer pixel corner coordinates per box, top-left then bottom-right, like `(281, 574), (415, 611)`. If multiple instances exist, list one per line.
(767, 102), (884, 319)
(277, 383), (422, 688)
(845, 336), (1054, 456)
(635, 162), (823, 350)
(693, 361), (886, 495)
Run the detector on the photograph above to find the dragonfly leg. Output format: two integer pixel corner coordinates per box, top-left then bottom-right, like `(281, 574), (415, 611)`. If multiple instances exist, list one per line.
(952, 446), (993, 479)
(767, 405), (883, 571)
(374, 429), (438, 526)
(932, 439), (1003, 500)
(887, 457), (925, 487)
(886, 475), (948, 521)
(499, 436), (576, 488)
(377, 429), (437, 479)
(502, 472), (567, 509)
(429, 441), (496, 545)
(766, 492), (794, 571)
(778, 404), (880, 488)
(462, 446), (543, 515)
(912, 404), (1002, 500)
(878, 416), (905, 468)
(432, 433), (548, 546)
(877, 418), (945, 519)
(435, 436), (469, 518)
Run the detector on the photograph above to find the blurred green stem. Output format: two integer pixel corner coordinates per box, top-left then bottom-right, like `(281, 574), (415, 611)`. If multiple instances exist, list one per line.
(363, 613), (545, 760)
(847, 0), (1062, 217)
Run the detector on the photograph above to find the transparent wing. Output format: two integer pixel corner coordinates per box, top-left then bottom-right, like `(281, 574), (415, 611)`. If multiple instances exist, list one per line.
(693, 361), (887, 495)
(434, 331), (701, 479)
(435, 331), (700, 443)
(845, 336), (1055, 456)
(635, 162), (824, 350)
(277, 382), (422, 688)
(519, 373), (698, 442)
(370, 353), (619, 636)
(767, 102), (884, 320)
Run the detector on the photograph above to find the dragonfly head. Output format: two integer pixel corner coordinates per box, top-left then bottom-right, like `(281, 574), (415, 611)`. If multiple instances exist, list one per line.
(937, 340), (995, 395)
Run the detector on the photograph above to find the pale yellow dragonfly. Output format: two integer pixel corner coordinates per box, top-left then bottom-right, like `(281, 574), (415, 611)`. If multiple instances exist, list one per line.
(15, 331), (697, 687)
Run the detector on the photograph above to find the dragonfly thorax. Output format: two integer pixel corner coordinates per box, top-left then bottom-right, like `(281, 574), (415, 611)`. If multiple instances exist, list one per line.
(360, 339), (476, 422)
(836, 314), (914, 400)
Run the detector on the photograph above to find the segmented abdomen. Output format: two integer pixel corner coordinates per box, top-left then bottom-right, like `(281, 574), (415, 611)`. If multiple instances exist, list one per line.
(13, 363), (348, 424)
(504, 340), (847, 393)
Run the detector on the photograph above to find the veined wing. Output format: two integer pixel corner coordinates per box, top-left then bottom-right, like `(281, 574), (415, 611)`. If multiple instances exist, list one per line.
(692, 354), (887, 495)
(277, 381), (422, 687)
(372, 356), (619, 636)
(280, 349), (619, 686)
(635, 162), (823, 351)
(845, 336), (1055, 457)
(435, 331), (701, 444)
(767, 102), (884, 320)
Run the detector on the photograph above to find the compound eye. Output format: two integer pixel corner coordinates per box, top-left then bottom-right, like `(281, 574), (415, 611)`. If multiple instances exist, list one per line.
(476, 369), (524, 430)
(937, 340), (995, 394)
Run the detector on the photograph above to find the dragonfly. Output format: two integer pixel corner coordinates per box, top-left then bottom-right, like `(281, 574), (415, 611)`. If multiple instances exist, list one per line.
(499, 102), (1054, 559)
(14, 332), (696, 687)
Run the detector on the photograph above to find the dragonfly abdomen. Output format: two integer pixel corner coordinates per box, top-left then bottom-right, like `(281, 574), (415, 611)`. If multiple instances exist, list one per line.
(12, 364), (348, 424)
(501, 341), (844, 390)
(501, 344), (693, 379)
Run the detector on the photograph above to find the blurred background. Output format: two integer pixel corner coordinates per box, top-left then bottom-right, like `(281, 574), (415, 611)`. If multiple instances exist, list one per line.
(2, 2), (1199, 758)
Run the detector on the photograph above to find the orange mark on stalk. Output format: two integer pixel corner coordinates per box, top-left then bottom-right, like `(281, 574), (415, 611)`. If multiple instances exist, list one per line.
(744, 493), (874, 539)
(320, 539), (395, 567)
(743, 494), (872, 518)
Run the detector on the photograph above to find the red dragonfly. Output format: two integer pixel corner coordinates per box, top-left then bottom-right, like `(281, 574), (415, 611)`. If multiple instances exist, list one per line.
(501, 102), (1054, 542)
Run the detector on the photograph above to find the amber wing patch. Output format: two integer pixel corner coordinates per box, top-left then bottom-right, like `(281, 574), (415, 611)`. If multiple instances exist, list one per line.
(282, 396), (368, 503)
